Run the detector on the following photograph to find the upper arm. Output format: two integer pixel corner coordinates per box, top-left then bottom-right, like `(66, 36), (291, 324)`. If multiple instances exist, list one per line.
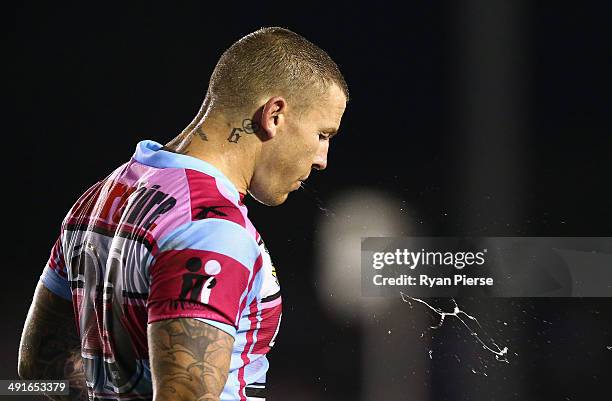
(40, 236), (72, 301)
(20, 233), (79, 378)
(148, 317), (234, 401)
(18, 281), (80, 379)
(147, 218), (262, 334)
(145, 219), (261, 400)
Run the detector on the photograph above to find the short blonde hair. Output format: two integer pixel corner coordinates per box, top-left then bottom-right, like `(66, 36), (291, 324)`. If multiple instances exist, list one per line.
(206, 27), (349, 114)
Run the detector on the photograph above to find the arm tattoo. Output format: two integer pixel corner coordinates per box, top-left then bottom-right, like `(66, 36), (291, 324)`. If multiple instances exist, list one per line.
(227, 119), (259, 143)
(149, 318), (233, 401)
(19, 283), (87, 400)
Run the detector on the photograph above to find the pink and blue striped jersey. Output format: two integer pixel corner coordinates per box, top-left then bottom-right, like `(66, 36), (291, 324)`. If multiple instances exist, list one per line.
(40, 140), (282, 401)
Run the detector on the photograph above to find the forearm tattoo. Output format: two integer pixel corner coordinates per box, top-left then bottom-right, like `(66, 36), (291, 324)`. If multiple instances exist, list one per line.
(149, 318), (234, 401)
(227, 119), (259, 143)
(19, 284), (87, 400)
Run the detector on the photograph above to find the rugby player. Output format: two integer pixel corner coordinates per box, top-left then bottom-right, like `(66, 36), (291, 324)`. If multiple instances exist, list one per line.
(18, 27), (348, 401)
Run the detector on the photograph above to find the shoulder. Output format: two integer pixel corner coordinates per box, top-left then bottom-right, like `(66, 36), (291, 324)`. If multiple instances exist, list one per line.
(156, 217), (261, 273)
(184, 168), (249, 230)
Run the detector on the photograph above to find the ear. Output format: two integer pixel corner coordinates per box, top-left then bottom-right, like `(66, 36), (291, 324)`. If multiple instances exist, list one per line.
(259, 96), (287, 141)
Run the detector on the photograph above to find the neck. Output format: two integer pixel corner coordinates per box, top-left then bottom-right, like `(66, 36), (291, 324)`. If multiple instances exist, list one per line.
(166, 114), (259, 196)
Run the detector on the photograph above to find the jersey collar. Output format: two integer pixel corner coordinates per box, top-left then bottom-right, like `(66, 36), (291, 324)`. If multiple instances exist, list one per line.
(132, 140), (245, 203)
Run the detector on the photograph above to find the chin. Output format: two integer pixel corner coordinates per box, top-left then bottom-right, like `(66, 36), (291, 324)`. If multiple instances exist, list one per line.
(248, 189), (289, 207)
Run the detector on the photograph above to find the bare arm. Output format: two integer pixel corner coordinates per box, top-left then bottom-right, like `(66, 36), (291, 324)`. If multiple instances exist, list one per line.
(148, 318), (234, 401)
(18, 282), (87, 401)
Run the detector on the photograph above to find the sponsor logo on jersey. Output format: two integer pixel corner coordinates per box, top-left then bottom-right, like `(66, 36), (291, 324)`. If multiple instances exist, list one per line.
(173, 257), (220, 310)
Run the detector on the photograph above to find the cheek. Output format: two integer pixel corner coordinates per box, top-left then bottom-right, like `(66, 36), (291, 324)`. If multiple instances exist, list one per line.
(305, 135), (320, 158)
(288, 136), (317, 166)
(274, 130), (318, 176)
(296, 142), (318, 171)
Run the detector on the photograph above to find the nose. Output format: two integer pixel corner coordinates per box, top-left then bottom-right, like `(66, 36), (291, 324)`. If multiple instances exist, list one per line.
(312, 139), (329, 171)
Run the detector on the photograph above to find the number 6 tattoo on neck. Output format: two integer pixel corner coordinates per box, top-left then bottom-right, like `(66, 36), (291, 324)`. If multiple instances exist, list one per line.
(227, 119), (260, 143)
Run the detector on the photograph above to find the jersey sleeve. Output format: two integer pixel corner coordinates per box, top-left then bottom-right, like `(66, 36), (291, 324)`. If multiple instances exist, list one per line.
(147, 218), (262, 338)
(39, 236), (72, 301)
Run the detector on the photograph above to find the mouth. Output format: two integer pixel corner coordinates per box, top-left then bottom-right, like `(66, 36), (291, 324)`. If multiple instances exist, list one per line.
(292, 175), (310, 191)
(292, 178), (306, 191)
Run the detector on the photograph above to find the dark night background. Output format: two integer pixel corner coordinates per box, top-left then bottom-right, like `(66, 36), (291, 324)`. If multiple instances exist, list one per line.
(6, 1), (612, 400)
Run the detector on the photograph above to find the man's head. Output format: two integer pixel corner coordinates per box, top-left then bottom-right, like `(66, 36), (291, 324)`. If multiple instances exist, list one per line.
(191, 27), (348, 206)
(250, 81), (347, 205)
(206, 27), (349, 117)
